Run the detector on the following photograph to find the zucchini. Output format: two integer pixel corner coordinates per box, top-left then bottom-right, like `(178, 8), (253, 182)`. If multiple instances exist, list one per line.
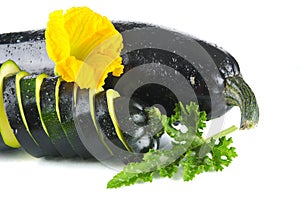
(0, 22), (260, 160)
(103, 89), (132, 152)
(0, 62), (11, 151)
(0, 22), (259, 129)
(58, 81), (92, 159)
(0, 60), (21, 148)
(19, 74), (59, 156)
(91, 89), (155, 162)
(3, 72), (45, 157)
(73, 85), (114, 161)
(38, 76), (76, 158)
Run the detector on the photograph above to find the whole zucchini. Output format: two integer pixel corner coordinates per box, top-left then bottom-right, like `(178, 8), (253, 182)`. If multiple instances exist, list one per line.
(0, 21), (259, 130)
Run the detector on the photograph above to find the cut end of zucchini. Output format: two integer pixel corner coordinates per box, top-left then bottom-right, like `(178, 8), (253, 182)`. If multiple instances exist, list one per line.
(35, 73), (49, 136)
(55, 77), (63, 122)
(0, 60), (21, 148)
(15, 71), (30, 132)
(106, 89), (133, 152)
(89, 88), (114, 156)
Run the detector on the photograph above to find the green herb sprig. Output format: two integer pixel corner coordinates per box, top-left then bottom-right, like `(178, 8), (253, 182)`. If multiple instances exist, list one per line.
(107, 102), (238, 188)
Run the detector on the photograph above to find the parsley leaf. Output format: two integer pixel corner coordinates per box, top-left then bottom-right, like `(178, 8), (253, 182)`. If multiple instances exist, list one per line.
(107, 102), (238, 189)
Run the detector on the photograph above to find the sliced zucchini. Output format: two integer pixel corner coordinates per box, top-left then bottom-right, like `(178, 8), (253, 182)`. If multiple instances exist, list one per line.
(73, 85), (113, 162)
(20, 74), (59, 156)
(0, 60), (21, 148)
(106, 89), (132, 152)
(58, 80), (92, 159)
(38, 76), (76, 158)
(3, 72), (45, 157)
(94, 91), (128, 151)
(0, 62), (12, 151)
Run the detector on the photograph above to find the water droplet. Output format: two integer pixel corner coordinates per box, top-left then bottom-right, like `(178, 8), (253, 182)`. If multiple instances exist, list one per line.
(190, 76), (195, 86)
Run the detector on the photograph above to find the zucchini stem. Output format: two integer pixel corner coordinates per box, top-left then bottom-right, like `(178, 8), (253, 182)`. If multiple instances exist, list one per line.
(225, 76), (259, 130)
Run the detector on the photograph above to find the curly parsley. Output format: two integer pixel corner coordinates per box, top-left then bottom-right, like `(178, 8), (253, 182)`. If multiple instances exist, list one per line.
(107, 102), (238, 189)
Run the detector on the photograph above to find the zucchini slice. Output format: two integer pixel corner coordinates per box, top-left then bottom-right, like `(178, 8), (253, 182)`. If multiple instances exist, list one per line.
(20, 74), (59, 156)
(58, 80), (92, 159)
(93, 91), (127, 151)
(3, 72), (45, 157)
(94, 89), (132, 152)
(106, 89), (133, 152)
(0, 60), (21, 148)
(0, 62), (12, 151)
(73, 85), (113, 162)
(38, 76), (76, 158)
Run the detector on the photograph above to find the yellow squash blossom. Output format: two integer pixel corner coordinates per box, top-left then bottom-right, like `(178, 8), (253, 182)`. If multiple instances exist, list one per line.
(45, 7), (124, 89)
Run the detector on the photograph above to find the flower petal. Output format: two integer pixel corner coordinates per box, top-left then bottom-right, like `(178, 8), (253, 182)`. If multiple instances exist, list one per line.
(56, 56), (83, 82)
(45, 10), (70, 63)
(75, 16), (120, 59)
(45, 7), (124, 89)
(63, 7), (106, 59)
(79, 33), (124, 89)
(75, 54), (123, 89)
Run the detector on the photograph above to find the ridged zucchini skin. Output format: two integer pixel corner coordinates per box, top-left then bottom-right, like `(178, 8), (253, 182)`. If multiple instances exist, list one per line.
(20, 75), (59, 156)
(0, 21), (259, 129)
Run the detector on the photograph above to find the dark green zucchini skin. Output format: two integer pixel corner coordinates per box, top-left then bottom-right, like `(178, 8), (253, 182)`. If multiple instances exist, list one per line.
(1, 73), (160, 159)
(3, 76), (45, 157)
(0, 21), (259, 131)
(94, 92), (127, 151)
(59, 81), (92, 159)
(109, 22), (258, 129)
(105, 22), (240, 120)
(20, 75), (59, 156)
(0, 22), (239, 118)
(93, 91), (159, 154)
(0, 22), (256, 126)
(39, 77), (76, 158)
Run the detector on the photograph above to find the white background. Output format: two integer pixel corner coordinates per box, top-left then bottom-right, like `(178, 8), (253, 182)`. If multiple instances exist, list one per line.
(0, 0), (299, 199)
